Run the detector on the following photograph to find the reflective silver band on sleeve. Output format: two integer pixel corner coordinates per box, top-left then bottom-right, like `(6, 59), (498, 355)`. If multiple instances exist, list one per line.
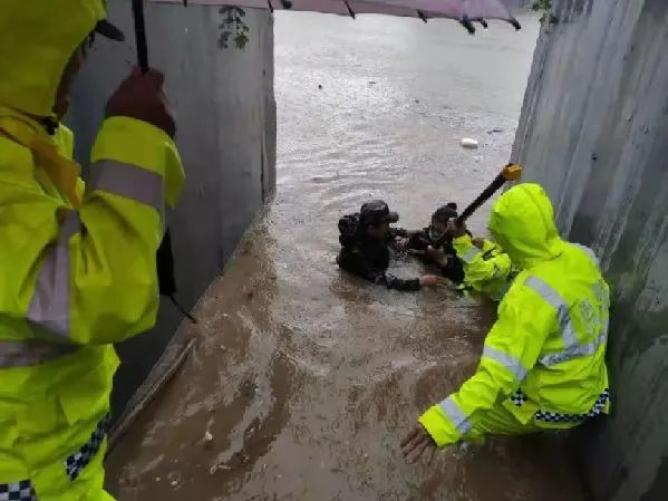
(461, 247), (481, 264)
(482, 345), (528, 381)
(439, 396), (471, 434)
(87, 160), (164, 213)
(26, 210), (81, 338)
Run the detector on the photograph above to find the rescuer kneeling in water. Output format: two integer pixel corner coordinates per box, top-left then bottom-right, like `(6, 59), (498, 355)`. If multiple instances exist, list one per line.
(401, 184), (610, 460)
(0, 1), (184, 498)
(337, 200), (445, 291)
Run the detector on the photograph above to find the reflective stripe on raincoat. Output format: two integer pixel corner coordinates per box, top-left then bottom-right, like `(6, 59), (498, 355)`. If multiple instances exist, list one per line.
(420, 183), (610, 447)
(452, 234), (514, 301)
(0, 1), (185, 498)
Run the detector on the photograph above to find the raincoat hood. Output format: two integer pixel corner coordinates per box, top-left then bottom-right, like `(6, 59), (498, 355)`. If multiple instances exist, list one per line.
(488, 183), (564, 268)
(0, 0), (106, 117)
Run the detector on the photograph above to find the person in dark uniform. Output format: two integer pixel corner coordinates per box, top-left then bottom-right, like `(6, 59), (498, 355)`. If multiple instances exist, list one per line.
(337, 200), (444, 291)
(399, 203), (466, 284)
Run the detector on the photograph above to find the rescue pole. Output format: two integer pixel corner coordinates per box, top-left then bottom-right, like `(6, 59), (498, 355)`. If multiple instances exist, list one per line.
(455, 163), (523, 226)
(430, 163), (522, 250)
(131, 0), (149, 72)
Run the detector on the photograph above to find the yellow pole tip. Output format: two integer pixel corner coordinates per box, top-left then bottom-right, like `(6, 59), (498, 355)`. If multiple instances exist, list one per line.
(502, 163), (523, 181)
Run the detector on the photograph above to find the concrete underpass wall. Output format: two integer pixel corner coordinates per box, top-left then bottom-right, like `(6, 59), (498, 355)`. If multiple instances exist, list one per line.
(67, 3), (276, 418)
(511, 1), (668, 499)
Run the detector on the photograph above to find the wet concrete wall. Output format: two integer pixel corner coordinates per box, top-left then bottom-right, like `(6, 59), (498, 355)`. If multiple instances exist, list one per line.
(511, 1), (668, 500)
(67, 3), (276, 418)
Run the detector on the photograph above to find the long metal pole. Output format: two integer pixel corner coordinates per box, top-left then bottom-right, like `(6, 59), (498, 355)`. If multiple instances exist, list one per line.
(132, 0), (149, 72)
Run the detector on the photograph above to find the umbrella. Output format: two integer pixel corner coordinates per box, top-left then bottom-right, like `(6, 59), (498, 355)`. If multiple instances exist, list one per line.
(150, 0), (521, 33)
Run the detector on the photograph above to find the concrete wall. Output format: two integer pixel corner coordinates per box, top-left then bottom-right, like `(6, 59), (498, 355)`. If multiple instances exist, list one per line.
(511, 1), (668, 499)
(67, 3), (276, 418)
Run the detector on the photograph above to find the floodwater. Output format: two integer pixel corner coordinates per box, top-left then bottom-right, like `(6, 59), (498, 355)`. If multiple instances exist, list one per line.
(107, 10), (585, 501)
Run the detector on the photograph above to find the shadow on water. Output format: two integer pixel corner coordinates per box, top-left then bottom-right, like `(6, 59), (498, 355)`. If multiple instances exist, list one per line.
(107, 9), (585, 501)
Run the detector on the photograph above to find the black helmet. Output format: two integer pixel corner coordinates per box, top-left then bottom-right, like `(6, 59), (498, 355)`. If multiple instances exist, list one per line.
(359, 200), (399, 227)
(432, 202), (458, 224)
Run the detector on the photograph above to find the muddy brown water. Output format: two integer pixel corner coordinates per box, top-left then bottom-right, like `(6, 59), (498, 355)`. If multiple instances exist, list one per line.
(107, 10), (585, 500)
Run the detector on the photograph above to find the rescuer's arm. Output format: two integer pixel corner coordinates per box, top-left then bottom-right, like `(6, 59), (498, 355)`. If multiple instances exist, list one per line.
(452, 233), (512, 288)
(417, 283), (554, 447)
(337, 246), (422, 291)
(6, 70), (185, 346)
(70, 69), (184, 344)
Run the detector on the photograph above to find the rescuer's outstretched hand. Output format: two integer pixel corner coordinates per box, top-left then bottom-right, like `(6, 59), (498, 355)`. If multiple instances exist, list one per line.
(419, 275), (447, 288)
(401, 425), (437, 464)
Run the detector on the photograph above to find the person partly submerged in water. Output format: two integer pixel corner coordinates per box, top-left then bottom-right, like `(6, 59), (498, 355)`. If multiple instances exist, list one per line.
(337, 200), (445, 291)
(398, 203), (466, 284)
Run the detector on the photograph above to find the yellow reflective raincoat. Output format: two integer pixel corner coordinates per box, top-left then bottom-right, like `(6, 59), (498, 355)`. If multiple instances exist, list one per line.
(0, 1), (185, 499)
(420, 184), (610, 447)
(453, 234), (514, 301)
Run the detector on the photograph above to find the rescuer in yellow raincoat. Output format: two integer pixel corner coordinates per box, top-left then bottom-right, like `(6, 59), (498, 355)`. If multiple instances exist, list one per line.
(0, 1), (184, 499)
(402, 183), (610, 459)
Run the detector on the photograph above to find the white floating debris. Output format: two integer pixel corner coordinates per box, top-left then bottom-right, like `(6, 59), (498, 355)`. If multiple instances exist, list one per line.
(204, 431), (214, 443)
(460, 137), (479, 149)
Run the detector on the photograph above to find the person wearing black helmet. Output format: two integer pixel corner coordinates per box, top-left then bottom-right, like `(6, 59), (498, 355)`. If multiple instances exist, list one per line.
(337, 200), (444, 291)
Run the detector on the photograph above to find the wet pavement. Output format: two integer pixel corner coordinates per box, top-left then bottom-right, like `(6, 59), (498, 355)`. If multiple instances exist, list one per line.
(107, 9), (585, 500)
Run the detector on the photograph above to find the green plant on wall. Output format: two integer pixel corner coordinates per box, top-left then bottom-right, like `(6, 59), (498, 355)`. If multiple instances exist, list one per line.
(218, 6), (250, 49)
(531, 0), (558, 24)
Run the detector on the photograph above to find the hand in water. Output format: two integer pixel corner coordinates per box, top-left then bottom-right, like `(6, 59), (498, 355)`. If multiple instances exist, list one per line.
(425, 246), (448, 266)
(394, 237), (409, 252)
(106, 67), (176, 138)
(419, 274), (446, 287)
(401, 425), (437, 464)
